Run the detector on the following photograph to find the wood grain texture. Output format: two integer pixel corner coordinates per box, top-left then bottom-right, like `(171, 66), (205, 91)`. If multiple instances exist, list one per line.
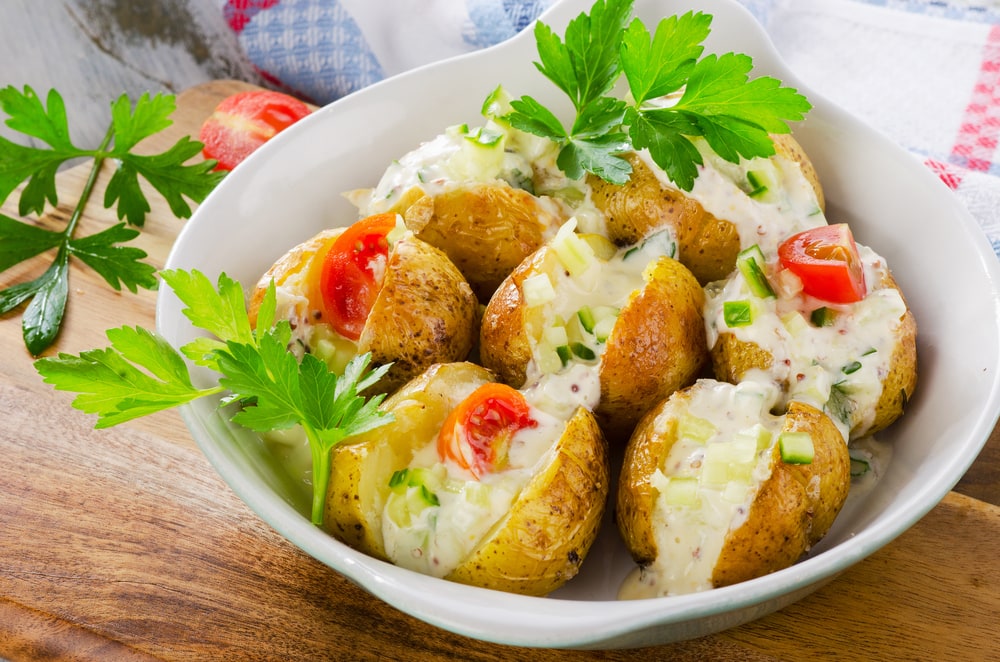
(0, 0), (263, 150)
(0, 73), (998, 661)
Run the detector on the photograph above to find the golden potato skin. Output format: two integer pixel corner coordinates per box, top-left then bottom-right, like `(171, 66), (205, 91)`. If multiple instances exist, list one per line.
(771, 132), (825, 212)
(480, 247), (708, 440)
(710, 333), (774, 385)
(712, 401), (849, 587)
(870, 298), (917, 436)
(710, 271), (917, 438)
(597, 256), (708, 441)
(589, 153), (740, 285)
(247, 226), (478, 396)
(616, 390), (849, 588)
(587, 134), (824, 285)
(477, 247), (554, 389)
(324, 362), (495, 559)
(401, 182), (563, 302)
(445, 406), (609, 596)
(246, 228), (340, 327)
(614, 404), (676, 566)
(359, 234), (479, 394)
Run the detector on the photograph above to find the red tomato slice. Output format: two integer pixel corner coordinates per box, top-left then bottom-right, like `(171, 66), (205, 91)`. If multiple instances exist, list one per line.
(437, 383), (538, 479)
(199, 90), (311, 171)
(316, 214), (398, 341)
(777, 224), (867, 304)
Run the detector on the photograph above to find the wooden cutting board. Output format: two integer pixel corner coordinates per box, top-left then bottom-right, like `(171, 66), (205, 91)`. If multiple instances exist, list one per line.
(0, 80), (997, 661)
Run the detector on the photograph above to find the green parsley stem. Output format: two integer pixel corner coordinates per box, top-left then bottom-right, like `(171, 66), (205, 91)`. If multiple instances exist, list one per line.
(304, 422), (332, 526)
(61, 123), (114, 242)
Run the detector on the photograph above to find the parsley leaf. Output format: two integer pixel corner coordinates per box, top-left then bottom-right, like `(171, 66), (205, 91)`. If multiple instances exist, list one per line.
(34, 269), (394, 526)
(0, 213), (63, 270)
(620, 12), (709, 104)
(35, 324), (218, 428)
(0, 86), (225, 355)
(68, 223), (158, 293)
(500, 0), (812, 189)
(535, 0), (633, 110)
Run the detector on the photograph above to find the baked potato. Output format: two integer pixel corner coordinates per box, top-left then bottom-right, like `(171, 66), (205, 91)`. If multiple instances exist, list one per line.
(325, 361), (610, 596)
(587, 133), (825, 285)
(247, 213), (478, 395)
(480, 221), (708, 441)
(344, 119), (575, 302)
(616, 379), (850, 597)
(396, 182), (565, 301)
(706, 227), (917, 440)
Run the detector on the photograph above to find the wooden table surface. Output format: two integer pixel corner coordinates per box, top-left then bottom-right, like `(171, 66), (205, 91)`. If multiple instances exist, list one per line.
(1, 2), (999, 661)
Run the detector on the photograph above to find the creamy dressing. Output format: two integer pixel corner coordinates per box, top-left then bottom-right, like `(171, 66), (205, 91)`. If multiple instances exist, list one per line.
(380, 406), (564, 578)
(636, 142), (826, 258)
(517, 222), (676, 416)
(619, 380), (784, 599)
(356, 121), (608, 236)
(267, 253), (362, 374)
(847, 435), (894, 498)
(704, 244), (906, 440)
(270, 266), (319, 357)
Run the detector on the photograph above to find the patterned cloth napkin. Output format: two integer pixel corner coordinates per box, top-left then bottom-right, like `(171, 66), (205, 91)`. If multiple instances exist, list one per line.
(218, 0), (1000, 259)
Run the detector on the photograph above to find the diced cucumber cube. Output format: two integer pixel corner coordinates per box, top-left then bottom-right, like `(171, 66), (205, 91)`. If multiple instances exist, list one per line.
(677, 414), (716, 444)
(577, 306), (597, 333)
(579, 233), (618, 260)
(542, 324), (569, 348)
(536, 346), (564, 374)
(723, 300), (753, 327)
(551, 220), (596, 277)
(736, 244), (775, 298)
(810, 306), (838, 327)
(722, 480), (750, 503)
(662, 477), (699, 506)
(592, 315), (616, 343)
(744, 162), (780, 202)
(781, 310), (809, 337)
(779, 432), (815, 464)
(521, 273), (556, 307)
(735, 423), (773, 452)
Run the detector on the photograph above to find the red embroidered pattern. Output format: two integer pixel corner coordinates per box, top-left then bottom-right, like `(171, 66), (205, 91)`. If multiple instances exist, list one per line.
(224, 0), (281, 33)
(951, 24), (1000, 174)
(925, 157), (963, 190)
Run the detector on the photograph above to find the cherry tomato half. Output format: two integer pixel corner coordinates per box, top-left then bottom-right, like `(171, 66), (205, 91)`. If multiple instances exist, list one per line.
(316, 213), (398, 341)
(437, 383), (538, 479)
(199, 90), (312, 171)
(777, 224), (867, 304)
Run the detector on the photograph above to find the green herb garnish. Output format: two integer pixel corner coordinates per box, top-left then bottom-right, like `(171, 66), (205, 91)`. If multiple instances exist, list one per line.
(0, 86), (225, 355)
(810, 307), (837, 327)
(502, 0), (811, 190)
(34, 269), (393, 526)
(825, 381), (854, 426)
(723, 300), (753, 327)
(736, 244), (775, 298)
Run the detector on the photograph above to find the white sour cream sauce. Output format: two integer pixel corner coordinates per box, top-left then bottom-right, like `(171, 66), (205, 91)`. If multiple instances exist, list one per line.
(380, 405), (564, 578)
(636, 140), (827, 257)
(518, 231), (672, 419)
(619, 380), (784, 599)
(703, 244), (906, 440)
(357, 122), (608, 236)
(269, 267), (318, 356)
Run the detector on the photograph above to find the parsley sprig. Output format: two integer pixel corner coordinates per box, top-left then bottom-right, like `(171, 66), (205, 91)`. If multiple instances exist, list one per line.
(34, 269), (394, 526)
(0, 86), (225, 355)
(503, 0), (812, 190)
